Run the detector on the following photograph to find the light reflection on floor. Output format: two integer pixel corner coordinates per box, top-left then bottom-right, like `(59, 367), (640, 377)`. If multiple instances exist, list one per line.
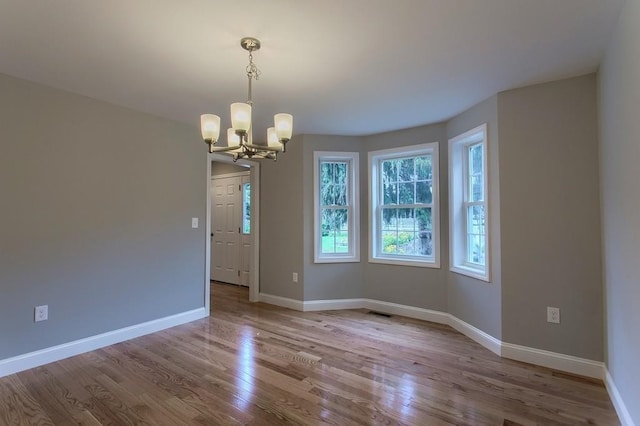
(235, 327), (255, 410)
(372, 364), (417, 420)
(399, 373), (416, 418)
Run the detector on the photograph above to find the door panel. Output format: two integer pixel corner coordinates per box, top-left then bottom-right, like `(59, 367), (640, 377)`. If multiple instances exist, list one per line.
(211, 176), (242, 284)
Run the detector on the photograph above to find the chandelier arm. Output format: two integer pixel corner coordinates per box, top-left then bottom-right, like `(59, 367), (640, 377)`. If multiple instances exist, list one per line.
(244, 143), (283, 153)
(208, 145), (238, 154)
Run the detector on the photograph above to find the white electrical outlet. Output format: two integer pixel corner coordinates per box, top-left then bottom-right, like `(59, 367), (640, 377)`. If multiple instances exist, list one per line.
(35, 305), (48, 322)
(292, 272), (298, 283)
(191, 217), (199, 228)
(547, 307), (560, 324)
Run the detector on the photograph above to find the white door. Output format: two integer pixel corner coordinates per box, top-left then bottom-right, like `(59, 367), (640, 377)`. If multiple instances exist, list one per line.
(211, 176), (242, 284)
(239, 176), (252, 287)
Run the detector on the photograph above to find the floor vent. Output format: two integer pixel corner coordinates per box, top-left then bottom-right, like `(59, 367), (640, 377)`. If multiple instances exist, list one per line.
(368, 311), (392, 318)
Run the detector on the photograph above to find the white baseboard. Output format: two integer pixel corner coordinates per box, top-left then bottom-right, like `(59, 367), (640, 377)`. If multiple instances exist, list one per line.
(501, 342), (604, 379)
(448, 315), (502, 356)
(0, 307), (207, 378)
(605, 369), (636, 426)
(302, 297), (449, 324)
(259, 293), (304, 311)
(363, 299), (449, 325)
(303, 298), (365, 311)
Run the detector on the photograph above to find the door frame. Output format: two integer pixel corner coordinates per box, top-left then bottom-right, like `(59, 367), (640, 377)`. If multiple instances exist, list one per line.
(205, 154), (261, 313)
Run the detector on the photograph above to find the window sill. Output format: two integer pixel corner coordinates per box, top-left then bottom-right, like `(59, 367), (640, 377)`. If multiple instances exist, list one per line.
(314, 256), (360, 264)
(450, 265), (490, 282)
(369, 256), (440, 269)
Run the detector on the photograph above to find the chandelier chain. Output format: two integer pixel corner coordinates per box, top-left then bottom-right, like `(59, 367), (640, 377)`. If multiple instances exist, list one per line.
(246, 51), (261, 81)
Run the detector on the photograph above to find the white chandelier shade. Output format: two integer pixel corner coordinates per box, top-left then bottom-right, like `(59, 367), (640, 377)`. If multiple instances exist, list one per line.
(200, 114), (220, 143)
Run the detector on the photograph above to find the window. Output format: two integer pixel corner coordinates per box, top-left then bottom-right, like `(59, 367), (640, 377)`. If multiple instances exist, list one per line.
(369, 143), (440, 267)
(242, 182), (251, 234)
(449, 124), (489, 281)
(313, 152), (360, 263)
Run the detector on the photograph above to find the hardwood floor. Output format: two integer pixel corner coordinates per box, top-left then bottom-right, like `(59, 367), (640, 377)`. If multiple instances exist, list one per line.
(0, 282), (619, 425)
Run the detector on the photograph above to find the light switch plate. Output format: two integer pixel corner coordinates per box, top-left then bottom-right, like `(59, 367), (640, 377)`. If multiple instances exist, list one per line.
(191, 217), (199, 228)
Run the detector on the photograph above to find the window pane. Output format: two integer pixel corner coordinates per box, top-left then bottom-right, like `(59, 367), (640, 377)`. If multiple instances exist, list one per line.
(415, 156), (432, 180)
(334, 183), (347, 206)
(320, 162), (334, 205)
(467, 234), (485, 266)
(382, 231), (398, 254)
(382, 159), (398, 183)
(380, 198), (433, 257)
(383, 183), (397, 205)
(415, 207), (432, 232)
(334, 162), (347, 184)
(466, 205), (485, 265)
(242, 183), (251, 234)
(321, 161), (350, 206)
(397, 208), (415, 231)
(399, 158), (415, 182)
(398, 182), (415, 204)
(321, 162), (333, 183)
(381, 207), (398, 230)
(321, 208), (349, 254)
(470, 174), (483, 202)
(416, 181), (432, 204)
(468, 144), (484, 202)
(470, 144), (483, 174)
(323, 184), (333, 206)
(466, 205), (485, 235)
(324, 208), (349, 232)
(417, 231), (432, 256)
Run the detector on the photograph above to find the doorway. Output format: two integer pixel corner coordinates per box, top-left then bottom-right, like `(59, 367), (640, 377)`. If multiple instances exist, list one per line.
(210, 171), (249, 286)
(205, 154), (260, 311)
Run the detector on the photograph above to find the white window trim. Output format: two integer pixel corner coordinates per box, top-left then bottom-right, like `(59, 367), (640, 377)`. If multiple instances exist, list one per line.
(449, 124), (490, 282)
(368, 142), (440, 268)
(313, 151), (360, 263)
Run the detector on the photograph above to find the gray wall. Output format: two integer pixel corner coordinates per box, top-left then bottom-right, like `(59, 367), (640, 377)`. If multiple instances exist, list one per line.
(301, 135), (366, 301)
(211, 162), (248, 176)
(362, 124), (448, 312)
(599, 0), (640, 421)
(446, 95), (502, 339)
(0, 73), (206, 360)
(259, 135), (304, 300)
(498, 74), (603, 361)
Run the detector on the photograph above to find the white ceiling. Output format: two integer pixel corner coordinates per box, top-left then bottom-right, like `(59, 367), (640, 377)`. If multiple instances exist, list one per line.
(0, 0), (624, 138)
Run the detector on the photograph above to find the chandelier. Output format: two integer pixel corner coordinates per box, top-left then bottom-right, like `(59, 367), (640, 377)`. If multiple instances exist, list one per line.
(200, 37), (293, 161)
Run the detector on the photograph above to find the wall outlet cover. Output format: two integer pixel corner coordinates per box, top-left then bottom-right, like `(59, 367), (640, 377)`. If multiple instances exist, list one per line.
(547, 306), (560, 324)
(35, 305), (48, 322)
